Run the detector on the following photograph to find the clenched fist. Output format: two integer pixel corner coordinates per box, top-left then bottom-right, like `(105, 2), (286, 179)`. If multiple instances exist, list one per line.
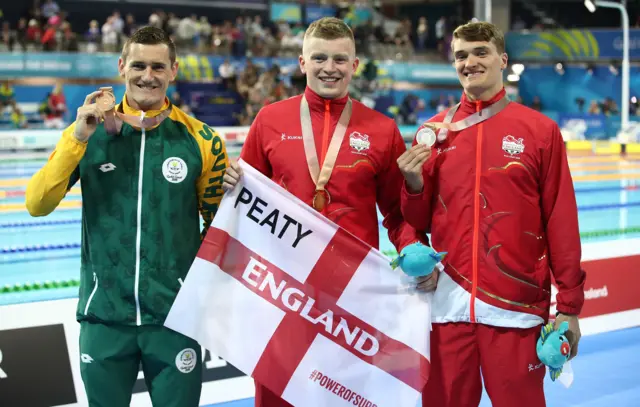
(73, 90), (106, 143)
(554, 313), (581, 361)
(416, 268), (439, 292)
(397, 144), (431, 194)
(222, 159), (243, 191)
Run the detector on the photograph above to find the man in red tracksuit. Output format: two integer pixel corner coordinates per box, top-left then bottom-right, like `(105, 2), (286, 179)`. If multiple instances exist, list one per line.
(223, 17), (427, 406)
(397, 21), (586, 407)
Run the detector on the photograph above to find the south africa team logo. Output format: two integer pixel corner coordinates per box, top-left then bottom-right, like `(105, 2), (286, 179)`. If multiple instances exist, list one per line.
(175, 348), (197, 373)
(162, 157), (188, 183)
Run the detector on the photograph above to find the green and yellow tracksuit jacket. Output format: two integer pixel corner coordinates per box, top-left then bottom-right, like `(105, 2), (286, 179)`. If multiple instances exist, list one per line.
(25, 96), (228, 326)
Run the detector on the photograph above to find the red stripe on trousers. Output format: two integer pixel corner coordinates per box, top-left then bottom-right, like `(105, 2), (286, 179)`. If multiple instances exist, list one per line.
(197, 227), (429, 398)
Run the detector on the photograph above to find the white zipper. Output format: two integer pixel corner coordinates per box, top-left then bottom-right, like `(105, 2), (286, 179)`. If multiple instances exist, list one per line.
(84, 272), (98, 315)
(134, 112), (146, 326)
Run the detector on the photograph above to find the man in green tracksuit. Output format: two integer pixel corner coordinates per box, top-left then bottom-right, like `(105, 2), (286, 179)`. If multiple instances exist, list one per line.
(25, 26), (228, 407)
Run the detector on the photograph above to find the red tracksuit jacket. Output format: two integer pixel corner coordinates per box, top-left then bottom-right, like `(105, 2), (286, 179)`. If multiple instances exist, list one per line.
(240, 86), (425, 252)
(401, 88), (586, 327)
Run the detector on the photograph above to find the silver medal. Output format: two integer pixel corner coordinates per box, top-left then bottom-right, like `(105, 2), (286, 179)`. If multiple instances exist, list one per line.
(416, 127), (437, 147)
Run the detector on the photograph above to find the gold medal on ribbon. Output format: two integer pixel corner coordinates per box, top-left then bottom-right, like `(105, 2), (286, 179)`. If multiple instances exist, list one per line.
(300, 96), (353, 213)
(312, 189), (330, 212)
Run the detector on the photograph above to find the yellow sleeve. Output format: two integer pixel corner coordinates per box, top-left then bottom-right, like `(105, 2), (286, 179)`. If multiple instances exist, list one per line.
(25, 122), (86, 216)
(194, 123), (229, 235)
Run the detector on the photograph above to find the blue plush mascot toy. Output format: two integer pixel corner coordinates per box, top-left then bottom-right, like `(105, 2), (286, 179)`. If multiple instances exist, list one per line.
(390, 242), (447, 277)
(536, 321), (572, 381)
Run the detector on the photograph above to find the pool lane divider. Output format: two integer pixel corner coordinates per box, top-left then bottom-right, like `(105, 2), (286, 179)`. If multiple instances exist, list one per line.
(3, 226), (640, 295)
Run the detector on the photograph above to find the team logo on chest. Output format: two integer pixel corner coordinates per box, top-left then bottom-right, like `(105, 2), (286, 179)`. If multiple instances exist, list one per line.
(349, 131), (370, 154)
(502, 135), (525, 158)
(162, 157), (188, 183)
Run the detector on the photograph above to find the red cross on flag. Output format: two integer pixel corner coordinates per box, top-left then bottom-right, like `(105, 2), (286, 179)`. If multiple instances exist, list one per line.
(165, 160), (431, 407)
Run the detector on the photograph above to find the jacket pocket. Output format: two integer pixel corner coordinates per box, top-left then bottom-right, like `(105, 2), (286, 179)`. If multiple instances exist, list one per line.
(84, 272), (99, 315)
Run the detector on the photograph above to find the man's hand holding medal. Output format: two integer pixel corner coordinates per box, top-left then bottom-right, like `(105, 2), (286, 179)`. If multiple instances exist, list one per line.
(72, 87), (115, 142)
(397, 123), (438, 195)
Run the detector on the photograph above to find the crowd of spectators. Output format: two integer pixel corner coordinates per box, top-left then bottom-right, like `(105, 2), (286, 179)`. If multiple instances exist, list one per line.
(0, 0), (458, 129)
(0, 0), (458, 60)
(6, 1), (636, 131)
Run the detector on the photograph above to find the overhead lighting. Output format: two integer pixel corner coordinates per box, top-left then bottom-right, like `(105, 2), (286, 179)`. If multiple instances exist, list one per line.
(584, 0), (596, 13)
(512, 63), (525, 75)
(507, 74), (520, 82)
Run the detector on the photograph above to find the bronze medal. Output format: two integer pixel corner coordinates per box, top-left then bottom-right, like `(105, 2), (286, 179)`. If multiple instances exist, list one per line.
(96, 87), (116, 112)
(95, 87), (118, 135)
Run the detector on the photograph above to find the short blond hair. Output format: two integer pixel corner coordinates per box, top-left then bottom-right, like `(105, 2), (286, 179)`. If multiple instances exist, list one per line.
(452, 21), (505, 54)
(304, 17), (355, 43)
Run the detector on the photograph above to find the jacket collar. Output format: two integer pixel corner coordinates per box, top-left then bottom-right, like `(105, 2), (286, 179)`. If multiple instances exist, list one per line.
(304, 86), (349, 112)
(119, 94), (171, 118)
(459, 87), (506, 114)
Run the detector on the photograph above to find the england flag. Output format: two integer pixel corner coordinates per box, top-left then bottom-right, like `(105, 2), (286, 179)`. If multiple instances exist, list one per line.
(165, 160), (431, 407)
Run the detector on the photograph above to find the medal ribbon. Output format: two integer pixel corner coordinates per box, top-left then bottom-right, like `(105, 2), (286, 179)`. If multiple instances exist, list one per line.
(427, 95), (510, 140)
(300, 95), (353, 210)
(114, 109), (172, 132)
(97, 87), (172, 135)
(103, 107), (172, 135)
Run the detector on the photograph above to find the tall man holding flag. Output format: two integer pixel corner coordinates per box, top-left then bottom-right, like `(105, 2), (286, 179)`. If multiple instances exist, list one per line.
(397, 21), (585, 406)
(222, 17), (429, 407)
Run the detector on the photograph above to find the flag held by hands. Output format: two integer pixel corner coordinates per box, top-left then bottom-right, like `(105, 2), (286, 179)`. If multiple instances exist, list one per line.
(165, 160), (431, 407)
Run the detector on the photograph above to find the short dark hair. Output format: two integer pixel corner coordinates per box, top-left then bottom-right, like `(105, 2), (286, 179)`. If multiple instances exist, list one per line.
(452, 21), (505, 54)
(121, 26), (177, 64)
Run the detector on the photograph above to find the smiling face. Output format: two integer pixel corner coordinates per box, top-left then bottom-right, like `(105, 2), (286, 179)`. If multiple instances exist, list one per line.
(118, 43), (178, 111)
(451, 22), (508, 101)
(299, 17), (359, 100)
(118, 27), (178, 112)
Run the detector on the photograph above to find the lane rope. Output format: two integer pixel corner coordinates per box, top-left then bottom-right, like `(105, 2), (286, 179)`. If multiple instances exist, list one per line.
(2, 279), (80, 294)
(3, 223), (640, 256)
(2, 199), (640, 230)
(0, 219), (81, 228)
(2, 227), (640, 295)
(1, 242), (80, 254)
